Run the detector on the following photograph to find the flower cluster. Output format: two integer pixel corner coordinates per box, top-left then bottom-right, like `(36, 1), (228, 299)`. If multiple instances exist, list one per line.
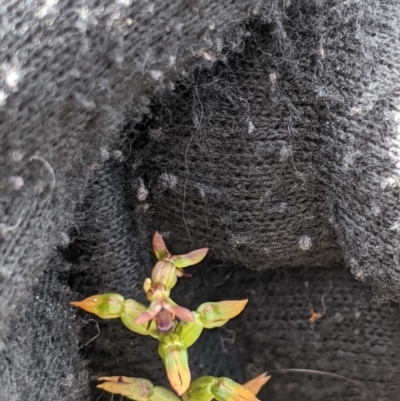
(71, 232), (270, 401)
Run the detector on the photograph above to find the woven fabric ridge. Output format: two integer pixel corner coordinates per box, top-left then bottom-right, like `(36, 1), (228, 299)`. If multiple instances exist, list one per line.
(134, 2), (400, 297)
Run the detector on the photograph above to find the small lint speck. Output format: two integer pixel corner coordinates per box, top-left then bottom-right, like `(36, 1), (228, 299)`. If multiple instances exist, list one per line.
(0, 90), (8, 106)
(248, 121), (255, 134)
(3, 64), (22, 90)
(298, 235), (312, 251)
(9, 176), (24, 190)
(381, 177), (398, 190)
(159, 173), (178, 189)
(137, 178), (149, 201)
(150, 70), (163, 81)
(279, 144), (293, 162)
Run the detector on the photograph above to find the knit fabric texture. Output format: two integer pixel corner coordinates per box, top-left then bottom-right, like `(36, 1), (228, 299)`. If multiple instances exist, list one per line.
(2, 0), (400, 400)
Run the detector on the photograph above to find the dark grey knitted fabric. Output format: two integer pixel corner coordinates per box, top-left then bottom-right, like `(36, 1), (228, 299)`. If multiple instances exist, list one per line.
(2, 0), (400, 400)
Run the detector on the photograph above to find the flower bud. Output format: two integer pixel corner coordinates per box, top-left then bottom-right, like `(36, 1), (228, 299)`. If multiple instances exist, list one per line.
(151, 260), (178, 289)
(71, 293), (124, 319)
(197, 300), (248, 328)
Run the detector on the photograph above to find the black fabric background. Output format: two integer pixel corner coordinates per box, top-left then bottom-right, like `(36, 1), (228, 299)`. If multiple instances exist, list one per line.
(2, 1), (400, 400)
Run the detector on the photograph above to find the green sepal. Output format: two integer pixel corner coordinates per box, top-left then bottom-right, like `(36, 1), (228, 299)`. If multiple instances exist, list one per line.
(184, 376), (216, 401)
(175, 312), (204, 348)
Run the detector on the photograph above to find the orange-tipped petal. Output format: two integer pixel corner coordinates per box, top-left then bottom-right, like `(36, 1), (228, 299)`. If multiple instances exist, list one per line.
(153, 231), (170, 261)
(243, 372), (271, 396)
(211, 378), (260, 401)
(71, 293), (124, 319)
(170, 248), (209, 268)
(135, 302), (162, 324)
(197, 300), (248, 328)
(97, 376), (153, 401)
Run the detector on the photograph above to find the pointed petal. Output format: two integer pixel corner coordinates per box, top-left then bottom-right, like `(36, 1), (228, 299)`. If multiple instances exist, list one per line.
(162, 346), (191, 395)
(153, 231), (170, 260)
(170, 248), (209, 268)
(197, 300), (248, 328)
(71, 293), (125, 319)
(120, 299), (159, 338)
(243, 373), (270, 396)
(135, 302), (162, 324)
(166, 302), (194, 322)
(211, 378), (260, 401)
(97, 376), (153, 401)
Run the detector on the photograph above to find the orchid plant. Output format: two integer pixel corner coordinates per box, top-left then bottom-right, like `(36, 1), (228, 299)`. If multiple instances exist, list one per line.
(72, 232), (270, 400)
